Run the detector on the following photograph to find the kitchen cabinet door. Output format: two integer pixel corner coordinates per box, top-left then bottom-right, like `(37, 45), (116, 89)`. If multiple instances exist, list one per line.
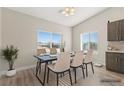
(118, 54), (124, 73)
(119, 20), (124, 41)
(107, 21), (119, 41)
(106, 52), (119, 71)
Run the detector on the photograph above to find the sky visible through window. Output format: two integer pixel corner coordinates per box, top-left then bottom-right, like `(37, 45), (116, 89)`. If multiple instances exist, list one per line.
(37, 31), (61, 43)
(90, 32), (98, 43)
(82, 32), (98, 51)
(83, 33), (89, 43)
(52, 33), (61, 43)
(37, 32), (51, 43)
(82, 32), (98, 43)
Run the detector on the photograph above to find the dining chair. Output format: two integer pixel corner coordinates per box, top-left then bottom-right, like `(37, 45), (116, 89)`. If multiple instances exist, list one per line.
(37, 48), (46, 55)
(50, 48), (57, 55)
(36, 48), (47, 75)
(83, 50), (94, 77)
(47, 52), (72, 86)
(70, 51), (85, 83)
(49, 48), (58, 64)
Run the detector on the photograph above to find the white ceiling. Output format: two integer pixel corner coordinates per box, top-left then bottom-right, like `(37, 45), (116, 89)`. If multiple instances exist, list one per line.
(8, 7), (107, 27)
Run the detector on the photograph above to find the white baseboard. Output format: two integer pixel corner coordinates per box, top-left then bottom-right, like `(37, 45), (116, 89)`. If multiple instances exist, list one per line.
(16, 65), (36, 71)
(0, 71), (6, 78)
(0, 65), (36, 77)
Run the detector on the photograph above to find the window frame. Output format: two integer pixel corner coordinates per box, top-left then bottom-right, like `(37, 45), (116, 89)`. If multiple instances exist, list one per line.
(37, 30), (63, 49)
(80, 32), (98, 52)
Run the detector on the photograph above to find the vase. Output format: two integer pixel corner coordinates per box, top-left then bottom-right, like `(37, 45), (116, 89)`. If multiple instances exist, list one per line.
(6, 69), (16, 77)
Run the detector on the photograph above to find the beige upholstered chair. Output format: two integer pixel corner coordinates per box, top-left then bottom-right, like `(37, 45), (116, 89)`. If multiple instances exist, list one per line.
(83, 50), (94, 77)
(37, 48), (46, 55)
(49, 48), (58, 64)
(47, 52), (72, 86)
(70, 51), (85, 83)
(36, 48), (46, 74)
(50, 48), (57, 55)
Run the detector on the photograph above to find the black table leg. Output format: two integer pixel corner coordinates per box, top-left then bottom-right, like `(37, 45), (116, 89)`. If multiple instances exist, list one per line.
(69, 69), (72, 85)
(35, 61), (48, 86)
(36, 61), (38, 76)
(57, 73), (59, 86)
(35, 61), (44, 85)
(43, 62), (48, 85)
(47, 68), (49, 83)
(74, 68), (76, 84)
(85, 64), (88, 77)
(36, 61), (41, 76)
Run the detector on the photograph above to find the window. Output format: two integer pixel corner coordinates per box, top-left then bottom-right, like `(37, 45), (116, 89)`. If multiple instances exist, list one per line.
(37, 31), (62, 49)
(81, 32), (98, 51)
(52, 33), (62, 48)
(37, 31), (51, 48)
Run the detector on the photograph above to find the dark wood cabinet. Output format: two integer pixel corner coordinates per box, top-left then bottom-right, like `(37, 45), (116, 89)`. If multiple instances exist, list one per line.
(106, 52), (124, 74)
(107, 19), (124, 41)
(118, 54), (124, 73)
(119, 20), (124, 41)
(107, 21), (119, 41)
(106, 52), (119, 71)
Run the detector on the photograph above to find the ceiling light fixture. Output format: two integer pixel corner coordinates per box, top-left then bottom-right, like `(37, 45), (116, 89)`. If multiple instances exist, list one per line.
(60, 7), (76, 16)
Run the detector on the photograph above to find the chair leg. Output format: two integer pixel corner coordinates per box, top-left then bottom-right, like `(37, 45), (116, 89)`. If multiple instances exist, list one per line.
(81, 65), (85, 78)
(63, 72), (64, 76)
(69, 69), (72, 85)
(85, 64), (88, 77)
(57, 73), (59, 86)
(60, 72), (64, 77)
(60, 73), (62, 77)
(91, 62), (94, 74)
(74, 68), (77, 83)
(47, 68), (49, 83)
(50, 61), (52, 64)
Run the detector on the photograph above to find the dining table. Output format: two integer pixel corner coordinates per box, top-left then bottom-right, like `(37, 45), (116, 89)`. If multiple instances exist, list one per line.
(34, 54), (57, 85)
(34, 52), (76, 86)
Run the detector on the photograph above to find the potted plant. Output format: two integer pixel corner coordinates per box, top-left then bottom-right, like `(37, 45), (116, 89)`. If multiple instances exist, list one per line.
(1, 45), (19, 77)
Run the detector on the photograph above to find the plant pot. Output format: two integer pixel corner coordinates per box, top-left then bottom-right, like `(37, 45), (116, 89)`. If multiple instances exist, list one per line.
(6, 69), (16, 77)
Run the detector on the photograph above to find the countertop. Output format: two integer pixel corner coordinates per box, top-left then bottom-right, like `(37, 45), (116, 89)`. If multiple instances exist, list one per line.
(106, 50), (124, 53)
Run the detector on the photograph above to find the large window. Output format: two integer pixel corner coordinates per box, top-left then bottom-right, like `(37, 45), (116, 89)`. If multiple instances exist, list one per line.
(81, 32), (98, 51)
(37, 31), (62, 49)
(52, 33), (62, 48)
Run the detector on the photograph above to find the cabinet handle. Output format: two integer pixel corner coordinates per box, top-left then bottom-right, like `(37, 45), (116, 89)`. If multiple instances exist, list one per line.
(118, 34), (120, 41)
(116, 58), (118, 62)
(116, 34), (118, 40)
(118, 58), (120, 62)
(116, 34), (119, 40)
(117, 33), (120, 40)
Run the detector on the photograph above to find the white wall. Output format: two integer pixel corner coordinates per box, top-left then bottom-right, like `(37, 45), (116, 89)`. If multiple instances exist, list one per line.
(72, 7), (124, 64)
(0, 8), (2, 75)
(0, 8), (1, 48)
(0, 8), (72, 72)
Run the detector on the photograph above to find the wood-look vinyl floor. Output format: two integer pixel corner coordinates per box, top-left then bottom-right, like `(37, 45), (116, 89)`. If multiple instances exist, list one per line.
(0, 64), (124, 86)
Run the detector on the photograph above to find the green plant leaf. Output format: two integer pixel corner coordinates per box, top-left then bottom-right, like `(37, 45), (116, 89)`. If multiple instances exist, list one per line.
(1, 45), (19, 70)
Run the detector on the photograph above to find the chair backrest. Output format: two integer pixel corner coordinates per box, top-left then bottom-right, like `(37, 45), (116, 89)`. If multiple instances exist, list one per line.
(45, 48), (50, 54)
(84, 50), (93, 63)
(50, 48), (57, 54)
(37, 48), (46, 55)
(71, 51), (84, 67)
(54, 52), (70, 72)
(56, 48), (60, 53)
